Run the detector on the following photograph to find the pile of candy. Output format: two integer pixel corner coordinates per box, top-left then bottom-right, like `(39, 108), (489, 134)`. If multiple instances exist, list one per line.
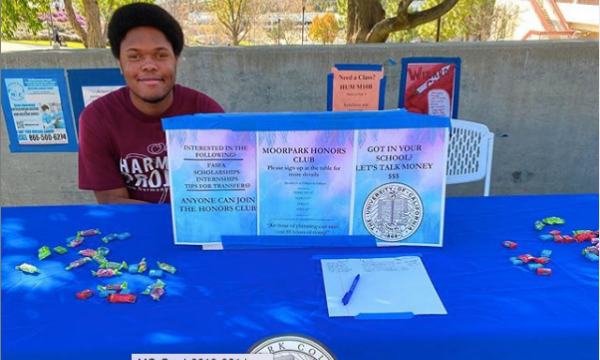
(503, 216), (599, 276)
(538, 228), (599, 262)
(14, 228), (178, 303)
(507, 247), (553, 276)
(534, 217), (566, 231)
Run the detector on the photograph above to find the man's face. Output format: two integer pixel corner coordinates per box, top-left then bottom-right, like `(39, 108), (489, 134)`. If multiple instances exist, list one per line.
(119, 26), (178, 110)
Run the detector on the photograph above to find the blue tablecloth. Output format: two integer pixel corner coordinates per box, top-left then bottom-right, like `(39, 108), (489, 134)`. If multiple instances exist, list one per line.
(2, 195), (598, 360)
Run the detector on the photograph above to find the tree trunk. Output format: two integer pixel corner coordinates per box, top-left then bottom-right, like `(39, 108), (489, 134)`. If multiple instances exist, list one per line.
(346, 0), (385, 43)
(346, 0), (461, 44)
(366, 0), (460, 43)
(63, 0), (88, 47)
(83, 0), (105, 48)
(64, 0), (105, 48)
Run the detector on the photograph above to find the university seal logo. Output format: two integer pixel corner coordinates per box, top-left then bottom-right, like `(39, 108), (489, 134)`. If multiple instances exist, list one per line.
(248, 334), (337, 360)
(362, 182), (423, 242)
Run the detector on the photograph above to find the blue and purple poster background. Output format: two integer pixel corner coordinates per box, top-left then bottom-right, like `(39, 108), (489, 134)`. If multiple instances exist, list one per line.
(163, 110), (449, 249)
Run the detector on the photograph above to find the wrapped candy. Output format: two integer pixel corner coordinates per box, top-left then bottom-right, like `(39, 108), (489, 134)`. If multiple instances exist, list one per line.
(92, 254), (108, 266)
(142, 279), (166, 301)
(542, 217), (565, 225)
(149, 269), (163, 278)
(574, 231), (594, 243)
(101, 261), (127, 271)
(97, 282), (127, 292)
(15, 263), (40, 274)
(107, 293), (137, 303)
(76, 289), (94, 300)
(66, 257), (92, 270)
(536, 268), (552, 276)
(128, 264), (139, 274)
(582, 246), (600, 257)
(101, 233), (119, 243)
(38, 246), (52, 260)
(96, 247), (110, 257)
(502, 241), (517, 249)
(157, 261), (177, 274)
(138, 258), (147, 273)
(92, 269), (122, 277)
(517, 254), (535, 264)
(78, 229), (101, 237)
(117, 232), (131, 240)
(585, 252), (599, 262)
(539, 234), (555, 242)
(534, 221), (545, 231)
(98, 289), (117, 297)
(53, 246), (68, 255)
(562, 235), (575, 243)
(78, 249), (97, 257)
(540, 249), (552, 258)
(66, 236), (84, 248)
(509, 257), (523, 266)
(533, 257), (550, 265)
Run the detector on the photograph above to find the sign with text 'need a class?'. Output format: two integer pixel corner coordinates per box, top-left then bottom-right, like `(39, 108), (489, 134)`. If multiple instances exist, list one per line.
(327, 64), (386, 111)
(163, 110), (449, 249)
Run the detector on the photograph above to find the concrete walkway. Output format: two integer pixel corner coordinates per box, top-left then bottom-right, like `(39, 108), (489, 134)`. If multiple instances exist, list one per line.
(1, 41), (53, 53)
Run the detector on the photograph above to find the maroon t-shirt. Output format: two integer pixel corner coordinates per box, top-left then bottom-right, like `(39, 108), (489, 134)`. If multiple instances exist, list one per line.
(78, 85), (224, 203)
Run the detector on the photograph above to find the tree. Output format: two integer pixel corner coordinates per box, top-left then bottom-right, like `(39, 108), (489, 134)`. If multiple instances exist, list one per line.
(1, 0), (154, 48)
(208, 0), (258, 46)
(417, 0), (518, 41)
(344, 0), (460, 43)
(268, 18), (296, 45)
(383, 0), (420, 43)
(158, 0), (205, 44)
(1, 0), (51, 40)
(64, 0), (103, 48)
(68, 0), (155, 48)
(308, 13), (340, 44)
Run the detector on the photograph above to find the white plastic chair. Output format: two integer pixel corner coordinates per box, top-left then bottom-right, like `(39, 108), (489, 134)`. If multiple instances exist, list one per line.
(446, 119), (494, 196)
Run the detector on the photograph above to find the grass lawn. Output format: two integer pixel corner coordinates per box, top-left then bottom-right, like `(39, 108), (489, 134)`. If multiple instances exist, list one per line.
(8, 40), (87, 48)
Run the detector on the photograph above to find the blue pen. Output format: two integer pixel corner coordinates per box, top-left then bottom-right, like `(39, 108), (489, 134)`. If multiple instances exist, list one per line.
(342, 274), (361, 306)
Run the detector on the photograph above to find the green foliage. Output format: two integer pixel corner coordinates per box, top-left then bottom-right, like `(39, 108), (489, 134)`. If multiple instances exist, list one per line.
(384, 0), (419, 43)
(75, 0), (155, 22)
(336, 0), (347, 29)
(417, 0), (500, 41)
(1, 0), (51, 40)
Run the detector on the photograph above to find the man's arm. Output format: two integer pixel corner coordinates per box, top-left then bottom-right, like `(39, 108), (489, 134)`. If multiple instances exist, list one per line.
(93, 187), (149, 204)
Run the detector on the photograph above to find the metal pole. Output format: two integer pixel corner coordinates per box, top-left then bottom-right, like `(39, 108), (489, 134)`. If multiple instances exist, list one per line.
(436, 17), (441, 42)
(301, 0), (305, 45)
(48, 5), (55, 45)
(277, 18), (281, 44)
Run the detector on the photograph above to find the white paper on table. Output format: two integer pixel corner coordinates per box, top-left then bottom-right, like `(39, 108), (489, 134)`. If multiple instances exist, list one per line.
(320, 256), (447, 317)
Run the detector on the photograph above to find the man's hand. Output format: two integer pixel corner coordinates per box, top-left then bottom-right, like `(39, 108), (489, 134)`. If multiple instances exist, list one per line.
(94, 188), (149, 204)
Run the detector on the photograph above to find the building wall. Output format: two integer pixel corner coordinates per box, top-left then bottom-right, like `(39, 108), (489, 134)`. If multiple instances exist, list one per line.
(498, 0), (545, 40)
(1, 41), (598, 206)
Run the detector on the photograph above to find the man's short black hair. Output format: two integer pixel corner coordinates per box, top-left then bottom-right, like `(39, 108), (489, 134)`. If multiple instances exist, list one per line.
(107, 3), (184, 59)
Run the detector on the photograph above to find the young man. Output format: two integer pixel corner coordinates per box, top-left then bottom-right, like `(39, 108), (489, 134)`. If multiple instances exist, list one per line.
(78, 3), (224, 204)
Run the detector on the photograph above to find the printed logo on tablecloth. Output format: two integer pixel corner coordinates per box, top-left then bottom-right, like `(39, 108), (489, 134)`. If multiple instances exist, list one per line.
(362, 182), (424, 242)
(248, 334), (337, 360)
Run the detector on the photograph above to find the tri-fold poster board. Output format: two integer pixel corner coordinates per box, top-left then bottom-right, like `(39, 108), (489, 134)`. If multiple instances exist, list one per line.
(163, 109), (450, 250)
